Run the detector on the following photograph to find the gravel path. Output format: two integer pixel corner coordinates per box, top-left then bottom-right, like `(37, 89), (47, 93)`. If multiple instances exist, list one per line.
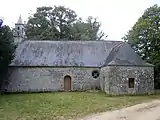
(79, 100), (160, 120)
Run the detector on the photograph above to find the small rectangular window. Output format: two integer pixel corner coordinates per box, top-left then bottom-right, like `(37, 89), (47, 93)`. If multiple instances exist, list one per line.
(128, 78), (134, 88)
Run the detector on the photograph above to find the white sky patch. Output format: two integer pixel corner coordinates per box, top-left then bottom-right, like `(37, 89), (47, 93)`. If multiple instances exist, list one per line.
(0, 0), (160, 40)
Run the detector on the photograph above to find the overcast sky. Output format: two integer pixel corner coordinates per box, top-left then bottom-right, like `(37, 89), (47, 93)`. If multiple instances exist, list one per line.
(0, 0), (160, 40)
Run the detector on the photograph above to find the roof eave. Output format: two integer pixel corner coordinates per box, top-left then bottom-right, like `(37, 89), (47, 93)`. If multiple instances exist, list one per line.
(101, 64), (154, 67)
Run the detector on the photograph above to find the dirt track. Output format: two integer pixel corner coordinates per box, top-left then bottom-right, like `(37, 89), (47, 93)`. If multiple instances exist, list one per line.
(79, 100), (160, 120)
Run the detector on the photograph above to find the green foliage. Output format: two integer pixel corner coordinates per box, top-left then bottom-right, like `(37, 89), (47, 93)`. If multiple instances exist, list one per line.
(70, 17), (107, 40)
(123, 4), (160, 88)
(25, 6), (107, 40)
(0, 25), (15, 82)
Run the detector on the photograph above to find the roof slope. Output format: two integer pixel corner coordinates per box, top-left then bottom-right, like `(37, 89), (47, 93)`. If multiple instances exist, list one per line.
(10, 40), (153, 67)
(101, 42), (153, 66)
(16, 15), (23, 24)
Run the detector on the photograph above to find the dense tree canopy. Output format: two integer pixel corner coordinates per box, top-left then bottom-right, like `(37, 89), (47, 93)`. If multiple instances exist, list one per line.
(0, 25), (15, 83)
(123, 4), (160, 88)
(25, 6), (107, 40)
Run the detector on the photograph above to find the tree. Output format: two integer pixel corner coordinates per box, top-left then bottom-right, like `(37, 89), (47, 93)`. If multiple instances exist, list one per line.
(0, 25), (15, 83)
(25, 6), (77, 40)
(25, 6), (107, 40)
(25, 6), (59, 40)
(70, 17), (107, 40)
(123, 4), (160, 88)
(50, 6), (77, 39)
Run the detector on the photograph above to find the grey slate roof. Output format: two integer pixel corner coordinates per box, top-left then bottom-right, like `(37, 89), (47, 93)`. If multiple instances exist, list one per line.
(101, 42), (153, 66)
(10, 40), (153, 67)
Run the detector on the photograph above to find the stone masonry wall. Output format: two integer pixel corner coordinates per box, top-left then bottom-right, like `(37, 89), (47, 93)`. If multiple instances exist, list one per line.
(100, 66), (110, 93)
(2, 67), (100, 92)
(102, 66), (154, 95)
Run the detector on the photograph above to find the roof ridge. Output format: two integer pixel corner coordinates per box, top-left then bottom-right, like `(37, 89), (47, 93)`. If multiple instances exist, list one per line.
(25, 40), (123, 42)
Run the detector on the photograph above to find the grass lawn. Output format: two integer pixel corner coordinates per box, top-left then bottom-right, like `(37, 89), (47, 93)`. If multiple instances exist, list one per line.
(0, 92), (160, 120)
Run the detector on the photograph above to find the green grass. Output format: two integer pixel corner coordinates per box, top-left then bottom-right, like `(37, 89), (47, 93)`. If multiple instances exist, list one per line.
(0, 92), (160, 120)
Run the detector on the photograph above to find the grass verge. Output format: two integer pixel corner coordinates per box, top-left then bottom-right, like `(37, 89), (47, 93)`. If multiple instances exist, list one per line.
(0, 92), (159, 120)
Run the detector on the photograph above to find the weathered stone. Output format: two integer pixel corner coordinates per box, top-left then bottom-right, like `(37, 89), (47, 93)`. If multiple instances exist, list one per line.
(1, 66), (154, 95)
(1, 67), (100, 92)
(101, 66), (154, 95)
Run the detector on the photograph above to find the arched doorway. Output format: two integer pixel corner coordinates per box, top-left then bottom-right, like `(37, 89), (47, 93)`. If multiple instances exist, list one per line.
(64, 75), (71, 91)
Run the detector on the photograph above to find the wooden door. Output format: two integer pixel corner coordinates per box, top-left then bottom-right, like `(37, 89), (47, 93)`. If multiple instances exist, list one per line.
(64, 75), (71, 91)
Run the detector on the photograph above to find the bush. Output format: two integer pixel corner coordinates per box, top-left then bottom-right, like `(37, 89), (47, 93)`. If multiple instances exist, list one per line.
(0, 25), (15, 85)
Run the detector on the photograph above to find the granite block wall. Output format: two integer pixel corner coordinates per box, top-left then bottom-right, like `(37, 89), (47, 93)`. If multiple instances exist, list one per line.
(102, 66), (154, 95)
(1, 67), (100, 92)
(1, 66), (154, 95)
